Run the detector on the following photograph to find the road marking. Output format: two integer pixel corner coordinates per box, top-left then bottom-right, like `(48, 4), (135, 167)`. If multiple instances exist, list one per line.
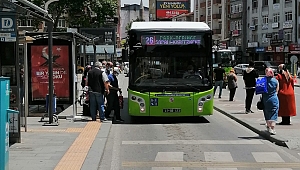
(122, 161), (300, 168)
(252, 152), (285, 163)
(54, 121), (101, 170)
(122, 140), (264, 145)
(205, 152), (237, 170)
(152, 152), (183, 170)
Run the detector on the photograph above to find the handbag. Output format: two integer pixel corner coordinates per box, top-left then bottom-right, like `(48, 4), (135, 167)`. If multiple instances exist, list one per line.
(119, 94), (124, 109)
(255, 77), (268, 95)
(257, 96), (264, 110)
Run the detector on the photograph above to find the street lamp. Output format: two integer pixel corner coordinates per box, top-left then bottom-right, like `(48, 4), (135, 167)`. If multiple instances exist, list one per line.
(92, 37), (99, 66)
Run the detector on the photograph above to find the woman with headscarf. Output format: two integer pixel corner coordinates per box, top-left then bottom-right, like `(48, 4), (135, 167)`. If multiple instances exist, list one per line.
(227, 69), (237, 101)
(276, 64), (296, 125)
(262, 68), (279, 135)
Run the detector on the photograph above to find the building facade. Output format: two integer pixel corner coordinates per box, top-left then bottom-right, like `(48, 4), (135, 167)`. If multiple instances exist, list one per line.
(246, 0), (298, 64)
(120, 3), (149, 39)
(228, 0), (247, 63)
(194, 0), (229, 43)
(171, 12), (194, 21)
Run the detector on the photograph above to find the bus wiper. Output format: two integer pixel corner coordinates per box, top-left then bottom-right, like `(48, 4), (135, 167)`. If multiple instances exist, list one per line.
(185, 84), (201, 92)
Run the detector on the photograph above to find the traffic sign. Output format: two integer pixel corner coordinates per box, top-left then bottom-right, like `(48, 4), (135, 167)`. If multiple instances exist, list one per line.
(290, 55), (298, 63)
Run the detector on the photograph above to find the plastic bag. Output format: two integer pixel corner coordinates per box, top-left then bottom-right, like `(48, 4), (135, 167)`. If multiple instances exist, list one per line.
(255, 77), (268, 95)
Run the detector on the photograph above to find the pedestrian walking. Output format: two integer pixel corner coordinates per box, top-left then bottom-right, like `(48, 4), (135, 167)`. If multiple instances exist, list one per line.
(81, 65), (92, 88)
(243, 61), (259, 114)
(262, 68), (279, 135)
(276, 64), (296, 125)
(86, 61), (110, 121)
(213, 63), (226, 98)
(105, 69), (124, 122)
(227, 69), (237, 101)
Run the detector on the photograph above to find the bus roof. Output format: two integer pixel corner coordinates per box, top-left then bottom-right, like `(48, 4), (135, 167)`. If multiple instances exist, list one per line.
(130, 22), (211, 32)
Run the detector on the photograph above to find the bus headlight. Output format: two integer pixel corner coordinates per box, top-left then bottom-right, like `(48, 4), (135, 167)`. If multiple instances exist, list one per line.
(197, 94), (213, 113)
(130, 94), (146, 113)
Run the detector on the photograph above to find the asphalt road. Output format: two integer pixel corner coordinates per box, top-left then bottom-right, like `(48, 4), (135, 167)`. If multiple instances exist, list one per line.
(98, 74), (300, 170)
(232, 75), (300, 120)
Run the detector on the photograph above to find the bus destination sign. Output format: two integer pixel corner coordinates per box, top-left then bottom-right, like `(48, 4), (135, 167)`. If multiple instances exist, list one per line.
(141, 35), (201, 45)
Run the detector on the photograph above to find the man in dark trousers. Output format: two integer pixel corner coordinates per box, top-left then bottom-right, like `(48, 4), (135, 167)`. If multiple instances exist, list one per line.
(213, 63), (226, 98)
(243, 60), (259, 114)
(105, 69), (124, 122)
(86, 62), (110, 121)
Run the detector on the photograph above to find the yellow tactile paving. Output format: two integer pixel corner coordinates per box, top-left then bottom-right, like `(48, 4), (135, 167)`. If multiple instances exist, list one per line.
(54, 121), (102, 170)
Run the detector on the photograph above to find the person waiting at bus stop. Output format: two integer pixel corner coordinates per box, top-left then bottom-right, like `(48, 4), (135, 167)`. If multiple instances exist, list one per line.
(213, 63), (226, 98)
(105, 69), (124, 122)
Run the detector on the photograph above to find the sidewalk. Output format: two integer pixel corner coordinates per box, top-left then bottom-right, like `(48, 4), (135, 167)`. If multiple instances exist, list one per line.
(214, 95), (300, 150)
(9, 108), (112, 170)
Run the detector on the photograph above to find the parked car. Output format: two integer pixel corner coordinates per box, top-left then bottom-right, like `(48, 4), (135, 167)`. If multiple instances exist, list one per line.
(254, 61), (278, 75)
(234, 64), (249, 75)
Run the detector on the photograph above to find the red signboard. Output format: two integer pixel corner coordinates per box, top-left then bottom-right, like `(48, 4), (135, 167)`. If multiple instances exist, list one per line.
(31, 45), (70, 101)
(156, 9), (189, 18)
(289, 44), (300, 51)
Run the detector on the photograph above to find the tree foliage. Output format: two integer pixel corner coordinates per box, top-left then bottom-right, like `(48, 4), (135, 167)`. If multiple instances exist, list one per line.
(125, 17), (145, 33)
(31, 0), (117, 31)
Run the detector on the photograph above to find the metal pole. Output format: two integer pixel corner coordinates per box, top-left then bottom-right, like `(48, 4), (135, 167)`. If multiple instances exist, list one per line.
(93, 44), (96, 65)
(83, 43), (86, 66)
(72, 37), (77, 119)
(24, 43), (28, 132)
(113, 27), (116, 62)
(48, 22), (54, 124)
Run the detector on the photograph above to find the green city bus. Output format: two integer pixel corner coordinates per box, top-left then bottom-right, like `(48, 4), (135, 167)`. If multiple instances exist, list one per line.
(127, 22), (213, 117)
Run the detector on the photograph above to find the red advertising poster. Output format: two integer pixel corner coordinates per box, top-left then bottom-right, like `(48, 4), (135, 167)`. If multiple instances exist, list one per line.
(31, 45), (69, 101)
(156, 9), (189, 18)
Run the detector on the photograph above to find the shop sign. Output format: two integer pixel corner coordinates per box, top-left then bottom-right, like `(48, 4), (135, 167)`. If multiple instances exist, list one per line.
(283, 21), (293, 29)
(265, 46), (274, 52)
(289, 44), (300, 54)
(255, 47), (265, 53)
(271, 22), (279, 28)
(270, 39), (283, 45)
(247, 42), (258, 48)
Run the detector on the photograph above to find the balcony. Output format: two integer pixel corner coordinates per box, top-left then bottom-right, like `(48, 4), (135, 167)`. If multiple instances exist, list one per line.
(213, 29), (221, 34)
(200, 16), (206, 21)
(200, 2), (206, 8)
(213, 0), (221, 4)
(212, 14), (221, 19)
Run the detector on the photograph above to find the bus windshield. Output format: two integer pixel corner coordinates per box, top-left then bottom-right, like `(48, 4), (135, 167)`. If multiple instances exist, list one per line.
(129, 34), (212, 91)
(213, 50), (233, 67)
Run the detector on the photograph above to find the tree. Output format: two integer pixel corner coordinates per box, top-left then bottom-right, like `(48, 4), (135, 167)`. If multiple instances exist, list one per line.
(31, 0), (117, 31)
(125, 17), (145, 33)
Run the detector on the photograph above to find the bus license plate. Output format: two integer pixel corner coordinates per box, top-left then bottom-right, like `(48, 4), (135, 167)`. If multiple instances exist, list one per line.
(163, 109), (181, 113)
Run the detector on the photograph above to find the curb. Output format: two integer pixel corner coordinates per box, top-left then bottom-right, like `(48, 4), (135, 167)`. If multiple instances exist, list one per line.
(214, 106), (288, 147)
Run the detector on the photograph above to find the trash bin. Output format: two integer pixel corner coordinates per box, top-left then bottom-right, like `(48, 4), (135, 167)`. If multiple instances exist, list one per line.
(45, 94), (57, 113)
(0, 77), (19, 170)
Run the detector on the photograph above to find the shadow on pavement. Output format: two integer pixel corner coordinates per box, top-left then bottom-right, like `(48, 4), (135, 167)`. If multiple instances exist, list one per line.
(116, 98), (210, 125)
(238, 136), (264, 140)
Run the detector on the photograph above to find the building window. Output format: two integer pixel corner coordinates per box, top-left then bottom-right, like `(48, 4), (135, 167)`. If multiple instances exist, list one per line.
(262, 16), (268, 24)
(208, 21), (211, 28)
(262, 0), (268, 6)
(284, 32), (292, 41)
(57, 19), (66, 28)
(230, 5), (234, 14)
(218, 21), (222, 29)
(19, 19), (33, 26)
(238, 4), (242, 12)
(273, 32), (279, 40)
(273, 0), (280, 3)
(285, 11), (292, 21)
(252, 17), (258, 25)
(273, 13), (280, 22)
(252, 34), (258, 42)
(252, 0), (257, 8)
(207, 7), (211, 16)
(235, 20), (242, 30)
(218, 6), (222, 14)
